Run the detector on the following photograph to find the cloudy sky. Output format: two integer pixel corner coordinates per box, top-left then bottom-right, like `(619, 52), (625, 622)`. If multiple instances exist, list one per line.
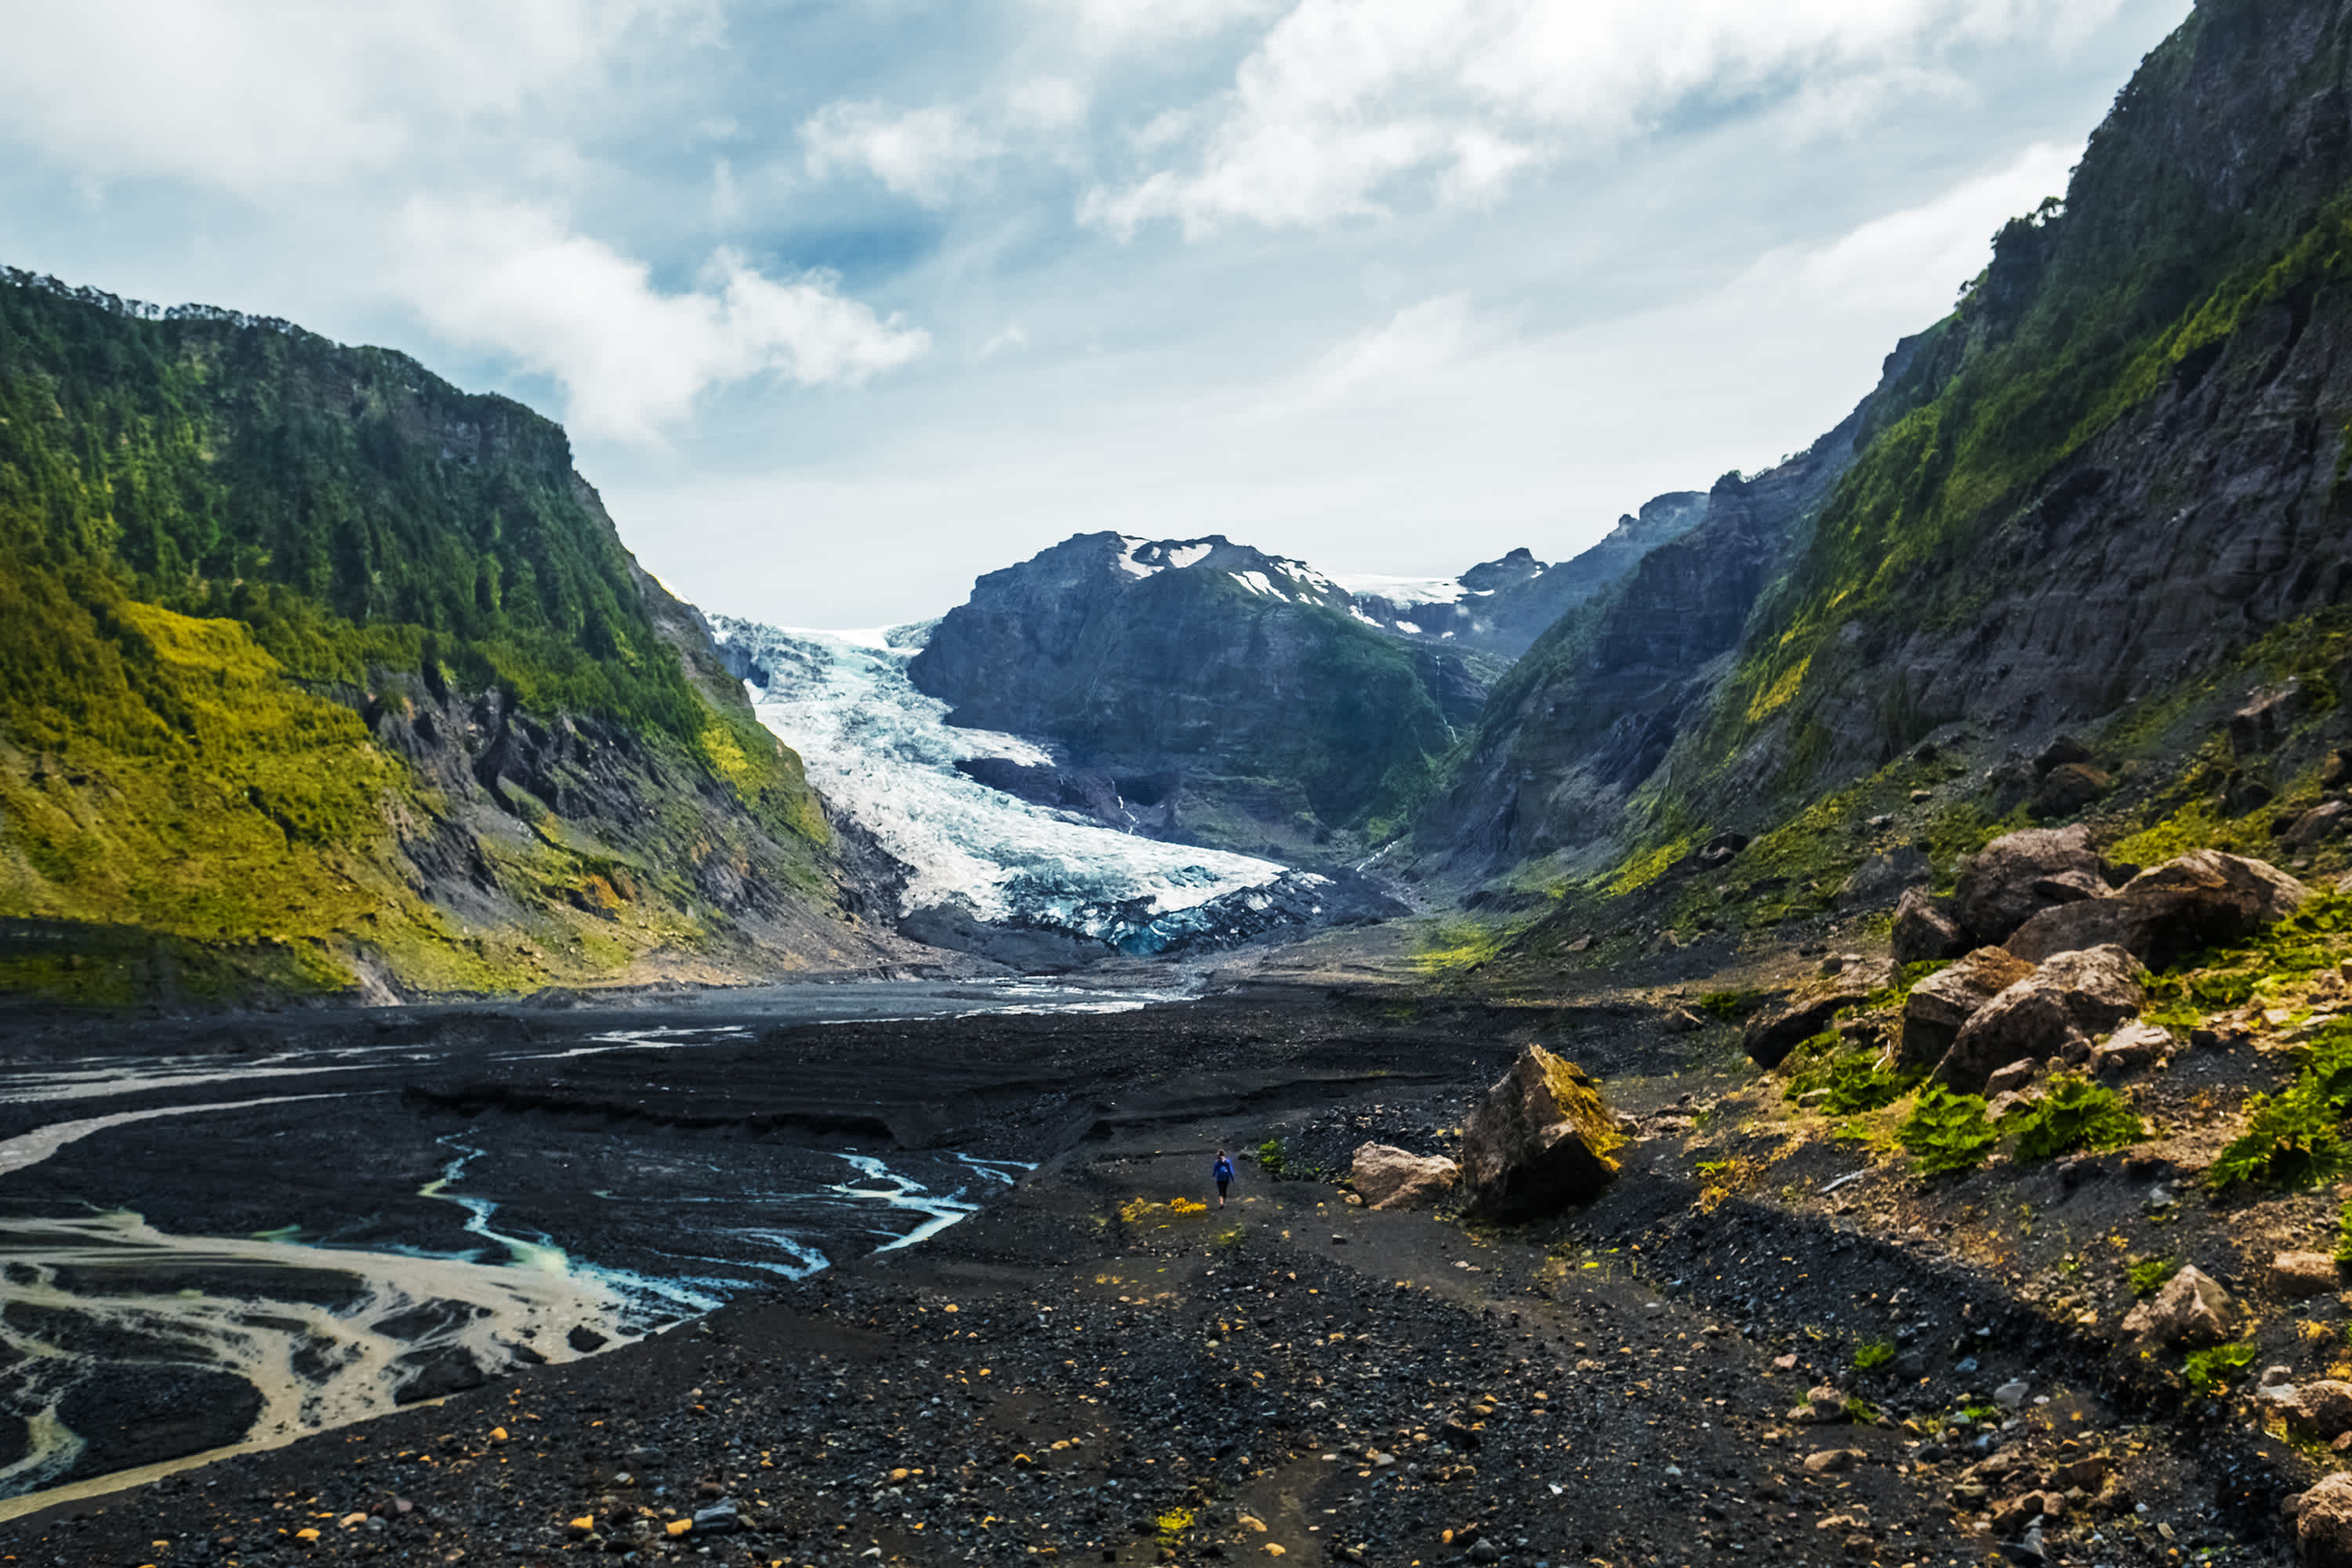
(1, 0), (2189, 627)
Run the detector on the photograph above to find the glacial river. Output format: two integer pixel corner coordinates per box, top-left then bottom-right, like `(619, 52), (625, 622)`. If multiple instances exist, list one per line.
(0, 978), (1173, 1512)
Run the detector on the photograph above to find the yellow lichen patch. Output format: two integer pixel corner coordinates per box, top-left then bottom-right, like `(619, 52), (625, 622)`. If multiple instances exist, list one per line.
(699, 723), (759, 793)
(1746, 653), (1813, 724)
(1605, 834), (1696, 898)
(1534, 1047), (1625, 1167)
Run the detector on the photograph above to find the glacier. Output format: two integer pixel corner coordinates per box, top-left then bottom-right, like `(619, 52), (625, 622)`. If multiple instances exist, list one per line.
(710, 618), (1330, 956)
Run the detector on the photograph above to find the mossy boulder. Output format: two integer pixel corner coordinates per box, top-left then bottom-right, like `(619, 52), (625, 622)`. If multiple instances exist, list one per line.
(1744, 981), (1874, 1069)
(1461, 1045), (1624, 1221)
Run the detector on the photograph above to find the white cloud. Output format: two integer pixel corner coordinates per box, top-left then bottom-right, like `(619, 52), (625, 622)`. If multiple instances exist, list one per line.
(1294, 295), (1485, 406)
(1768, 139), (2081, 312)
(1085, 0), (2122, 236)
(394, 198), (929, 441)
(1008, 78), (1091, 132)
(710, 157), (744, 225)
(1047, 0), (1289, 53)
(802, 102), (1001, 207)
(0, 0), (670, 194)
(979, 323), (1032, 358)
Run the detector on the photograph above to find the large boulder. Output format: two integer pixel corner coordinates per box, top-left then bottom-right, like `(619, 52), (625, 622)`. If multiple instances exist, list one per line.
(1898, 948), (2036, 1072)
(1350, 1143), (1460, 1210)
(1891, 887), (1969, 967)
(2289, 800), (2352, 848)
(1743, 982), (1872, 1069)
(2230, 681), (2310, 758)
(2030, 762), (2111, 820)
(2286, 1381), (2352, 1440)
(2118, 1264), (2234, 1351)
(2273, 1250), (2344, 1299)
(2289, 1472), (2352, 1568)
(1954, 825), (2110, 943)
(2006, 850), (2309, 966)
(2089, 1021), (2172, 1076)
(1935, 946), (2145, 1094)
(1461, 1046), (1624, 1221)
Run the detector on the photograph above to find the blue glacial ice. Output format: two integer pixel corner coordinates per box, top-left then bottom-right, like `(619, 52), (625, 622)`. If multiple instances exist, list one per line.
(712, 619), (1318, 953)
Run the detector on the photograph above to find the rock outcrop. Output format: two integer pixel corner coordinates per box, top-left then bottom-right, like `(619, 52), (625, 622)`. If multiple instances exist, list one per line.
(1350, 1144), (1461, 1210)
(2290, 1472), (2352, 1568)
(1892, 887), (1969, 966)
(2118, 1265), (2234, 1351)
(1900, 949), (2036, 1072)
(1460, 1046), (1624, 1221)
(2005, 851), (2309, 966)
(2283, 1381), (2352, 1440)
(1953, 826), (2111, 946)
(1935, 946), (2146, 1094)
(1745, 981), (1875, 1069)
(2089, 1021), (2173, 1076)
(1836, 846), (1930, 910)
(2271, 1251), (2342, 1298)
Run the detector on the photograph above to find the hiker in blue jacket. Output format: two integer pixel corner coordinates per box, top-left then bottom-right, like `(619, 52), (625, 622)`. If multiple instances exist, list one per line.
(1213, 1148), (1236, 1207)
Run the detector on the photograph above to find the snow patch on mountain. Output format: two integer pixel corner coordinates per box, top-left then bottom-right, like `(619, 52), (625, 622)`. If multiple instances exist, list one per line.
(1323, 572), (1477, 607)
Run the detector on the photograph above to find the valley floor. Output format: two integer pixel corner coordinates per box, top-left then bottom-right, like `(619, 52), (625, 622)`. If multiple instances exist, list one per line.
(0, 969), (2301, 1568)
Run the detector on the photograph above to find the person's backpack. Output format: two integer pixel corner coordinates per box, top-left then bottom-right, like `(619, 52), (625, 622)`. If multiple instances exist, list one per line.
(1214, 1156), (1234, 1181)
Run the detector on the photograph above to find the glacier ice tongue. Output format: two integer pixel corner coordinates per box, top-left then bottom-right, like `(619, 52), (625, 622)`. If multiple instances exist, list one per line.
(711, 618), (1312, 954)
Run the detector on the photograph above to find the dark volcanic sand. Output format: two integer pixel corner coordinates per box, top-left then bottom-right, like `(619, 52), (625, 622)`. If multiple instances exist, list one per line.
(0, 985), (2242, 1566)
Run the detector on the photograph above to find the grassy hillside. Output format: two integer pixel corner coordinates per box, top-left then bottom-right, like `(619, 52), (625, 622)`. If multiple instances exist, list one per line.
(0, 270), (866, 1004)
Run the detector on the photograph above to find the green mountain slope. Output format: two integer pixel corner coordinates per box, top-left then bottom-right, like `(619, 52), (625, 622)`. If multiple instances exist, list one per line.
(0, 270), (889, 1004)
(1422, 0), (2352, 947)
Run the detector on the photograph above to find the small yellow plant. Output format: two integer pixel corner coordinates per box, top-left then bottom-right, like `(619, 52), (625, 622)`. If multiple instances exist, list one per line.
(1170, 1198), (1207, 1215)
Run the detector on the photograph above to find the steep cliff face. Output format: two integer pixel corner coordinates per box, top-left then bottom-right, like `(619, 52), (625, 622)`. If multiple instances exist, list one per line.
(1420, 0), (2352, 920)
(1684, 0), (2352, 812)
(908, 532), (1497, 859)
(1416, 336), (1930, 876)
(0, 271), (902, 1004)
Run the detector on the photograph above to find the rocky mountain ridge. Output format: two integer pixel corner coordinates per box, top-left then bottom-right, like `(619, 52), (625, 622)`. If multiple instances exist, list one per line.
(906, 531), (1501, 860)
(1340, 490), (1711, 659)
(1414, 0), (2352, 942)
(1414, 342), (1922, 884)
(901, 504), (1719, 864)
